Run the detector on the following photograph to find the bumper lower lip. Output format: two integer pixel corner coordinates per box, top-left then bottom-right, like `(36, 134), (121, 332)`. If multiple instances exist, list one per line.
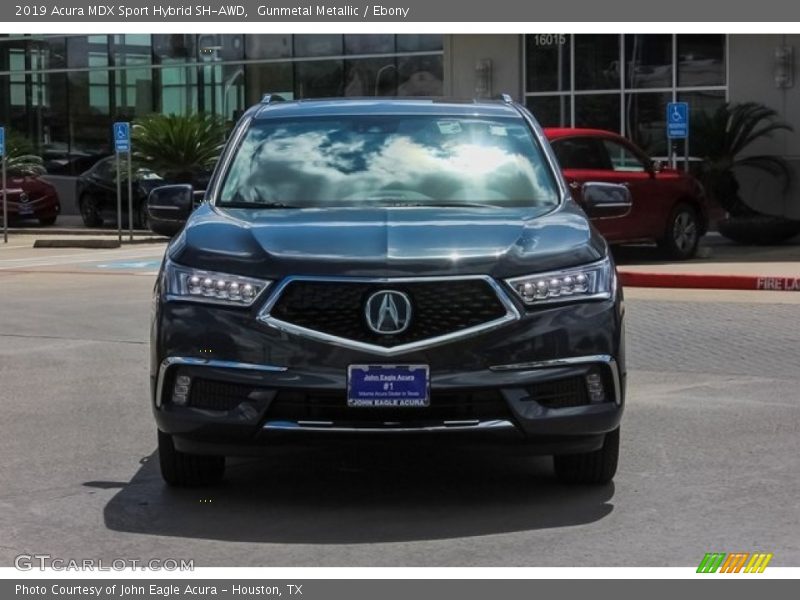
(262, 418), (515, 433)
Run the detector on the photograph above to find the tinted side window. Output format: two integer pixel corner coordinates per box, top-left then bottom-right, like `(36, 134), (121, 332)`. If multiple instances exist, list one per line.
(602, 140), (647, 172)
(92, 159), (114, 180)
(552, 137), (612, 170)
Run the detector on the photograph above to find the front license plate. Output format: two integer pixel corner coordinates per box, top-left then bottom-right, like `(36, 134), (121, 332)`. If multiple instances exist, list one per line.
(347, 365), (430, 408)
(18, 206), (33, 215)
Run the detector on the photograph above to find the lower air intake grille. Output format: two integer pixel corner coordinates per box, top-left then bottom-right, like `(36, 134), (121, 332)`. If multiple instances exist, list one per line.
(187, 378), (256, 411)
(525, 377), (589, 408)
(268, 390), (511, 424)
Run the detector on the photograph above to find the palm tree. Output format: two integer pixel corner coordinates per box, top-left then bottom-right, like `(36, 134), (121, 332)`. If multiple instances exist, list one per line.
(131, 113), (228, 184)
(3, 131), (46, 177)
(692, 102), (793, 217)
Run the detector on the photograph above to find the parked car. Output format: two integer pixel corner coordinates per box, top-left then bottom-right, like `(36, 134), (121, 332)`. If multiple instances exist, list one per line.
(545, 128), (708, 259)
(76, 157), (165, 229)
(2, 175), (60, 226)
(149, 96), (629, 487)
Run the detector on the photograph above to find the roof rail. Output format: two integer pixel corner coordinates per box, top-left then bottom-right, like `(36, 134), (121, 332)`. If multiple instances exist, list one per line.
(260, 93), (287, 105)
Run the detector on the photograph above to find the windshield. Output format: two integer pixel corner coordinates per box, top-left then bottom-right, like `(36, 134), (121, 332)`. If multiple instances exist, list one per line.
(217, 114), (560, 209)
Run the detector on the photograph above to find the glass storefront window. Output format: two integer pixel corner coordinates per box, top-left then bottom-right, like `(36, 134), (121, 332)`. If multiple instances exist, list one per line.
(294, 60), (344, 98)
(525, 34), (727, 157)
(397, 55), (443, 96)
(246, 62), (293, 104)
(66, 36), (108, 69)
(678, 35), (726, 87)
(245, 35), (292, 59)
(159, 66), (198, 115)
(397, 35), (443, 53)
(345, 35), (395, 55)
(29, 36), (66, 71)
(197, 34), (243, 62)
(294, 35), (342, 58)
(526, 35), (570, 93)
(153, 34), (196, 64)
(525, 95), (571, 128)
(344, 57), (397, 96)
(625, 35), (673, 89)
(625, 92), (671, 156)
(575, 94), (620, 132)
(575, 35), (620, 91)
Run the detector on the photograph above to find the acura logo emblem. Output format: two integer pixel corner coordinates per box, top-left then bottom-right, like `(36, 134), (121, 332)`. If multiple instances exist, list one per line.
(365, 290), (412, 335)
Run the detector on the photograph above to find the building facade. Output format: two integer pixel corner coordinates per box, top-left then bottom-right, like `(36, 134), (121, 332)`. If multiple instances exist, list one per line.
(0, 34), (443, 175)
(1, 33), (798, 218)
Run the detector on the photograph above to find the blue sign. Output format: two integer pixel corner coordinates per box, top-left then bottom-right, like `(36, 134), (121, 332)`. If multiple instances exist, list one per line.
(0, 126), (5, 157)
(667, 102), (689, 139)
(113, 122), (131, 153)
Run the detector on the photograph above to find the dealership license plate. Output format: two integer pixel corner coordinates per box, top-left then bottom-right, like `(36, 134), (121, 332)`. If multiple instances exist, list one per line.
(347, 365), (430, 408)
(18, 205), (34, 215)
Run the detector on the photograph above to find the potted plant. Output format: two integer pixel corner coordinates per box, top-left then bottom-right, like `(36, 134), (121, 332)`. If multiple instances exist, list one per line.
(4, 131), (47, 177)
(692, 102), (800, 245)
(131, 113), (228, 186)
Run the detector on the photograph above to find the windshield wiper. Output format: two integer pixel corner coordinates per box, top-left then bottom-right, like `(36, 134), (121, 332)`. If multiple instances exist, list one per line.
(220, 201), (299, 209)
(222, 189), (299, 209)
(384, 201), (501, 209)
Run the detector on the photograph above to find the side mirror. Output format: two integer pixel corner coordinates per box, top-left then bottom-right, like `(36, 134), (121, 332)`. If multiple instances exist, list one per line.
(650, 159), (665, 173)
(147, 184), (194, 237)
(581, 182), (632, 219)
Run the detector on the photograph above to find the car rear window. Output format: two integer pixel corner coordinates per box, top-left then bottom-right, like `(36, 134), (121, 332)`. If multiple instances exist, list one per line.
(217, 114), (560, 209)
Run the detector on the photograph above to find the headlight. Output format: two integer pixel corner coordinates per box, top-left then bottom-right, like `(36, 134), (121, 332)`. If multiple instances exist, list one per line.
(164, 260), (270, 307)
(506, 258), (613, 305)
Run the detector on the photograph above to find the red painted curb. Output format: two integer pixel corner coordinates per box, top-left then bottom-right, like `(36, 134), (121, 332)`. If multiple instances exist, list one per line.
(618, 270), (800, 291)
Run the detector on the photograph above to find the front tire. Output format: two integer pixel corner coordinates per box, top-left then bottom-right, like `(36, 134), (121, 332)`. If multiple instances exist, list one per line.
(554, 427), (619, 484)
(79, 194), (103, 228)
(158, 430), (225, 487)
(659, 203), (700, 260)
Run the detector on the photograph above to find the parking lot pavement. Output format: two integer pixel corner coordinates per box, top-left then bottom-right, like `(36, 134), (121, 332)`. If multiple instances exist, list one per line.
(0, 256), (799, 567)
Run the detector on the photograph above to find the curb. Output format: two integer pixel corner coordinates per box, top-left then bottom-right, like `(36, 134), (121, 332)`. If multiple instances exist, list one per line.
(32, 237), (166, 249)
(619, 271), (800, 291)
(9, 228), (156, 236)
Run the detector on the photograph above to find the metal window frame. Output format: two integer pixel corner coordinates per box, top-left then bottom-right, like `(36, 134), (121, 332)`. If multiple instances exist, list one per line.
(522, 33), (730, 143)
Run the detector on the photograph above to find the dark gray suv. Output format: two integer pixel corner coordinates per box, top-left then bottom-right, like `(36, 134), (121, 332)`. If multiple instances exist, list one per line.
(149, 96), (629, 487)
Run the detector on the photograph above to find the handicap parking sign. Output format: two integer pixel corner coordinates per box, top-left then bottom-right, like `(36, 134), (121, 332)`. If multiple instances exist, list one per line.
(113, 122), (131, 153)
(0, 126), (5, 157)
(667, 102), (689, 139)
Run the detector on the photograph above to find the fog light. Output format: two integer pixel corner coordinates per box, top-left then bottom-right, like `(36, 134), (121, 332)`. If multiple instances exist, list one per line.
(172, 375), (192, 406)
(585, 371), (606, 403)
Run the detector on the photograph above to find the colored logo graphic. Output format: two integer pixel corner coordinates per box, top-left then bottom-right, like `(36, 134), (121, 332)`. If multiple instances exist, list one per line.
(697, 552), (773, 573)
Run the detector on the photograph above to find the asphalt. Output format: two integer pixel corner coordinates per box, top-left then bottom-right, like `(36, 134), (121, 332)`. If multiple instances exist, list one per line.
(0, 242), (798, 567)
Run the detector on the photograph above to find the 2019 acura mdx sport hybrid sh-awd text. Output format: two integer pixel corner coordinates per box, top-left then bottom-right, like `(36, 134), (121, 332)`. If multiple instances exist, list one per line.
(148, 95), (629, 487)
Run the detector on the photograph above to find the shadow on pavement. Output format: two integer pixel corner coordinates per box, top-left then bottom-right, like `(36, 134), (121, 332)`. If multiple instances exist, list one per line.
(99, 443), (614, 545)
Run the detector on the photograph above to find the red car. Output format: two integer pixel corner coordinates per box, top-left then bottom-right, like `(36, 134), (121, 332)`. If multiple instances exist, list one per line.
(544, 128), (708, 259)
(4, 175), (60, 226)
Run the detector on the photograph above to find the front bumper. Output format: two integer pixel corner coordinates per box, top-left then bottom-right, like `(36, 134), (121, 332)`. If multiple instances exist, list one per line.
(151, 281), (626, 456)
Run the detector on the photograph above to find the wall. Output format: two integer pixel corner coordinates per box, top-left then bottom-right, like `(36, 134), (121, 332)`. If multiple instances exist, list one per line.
(729, 34), (800, 219)
(443, 35), (523, 101)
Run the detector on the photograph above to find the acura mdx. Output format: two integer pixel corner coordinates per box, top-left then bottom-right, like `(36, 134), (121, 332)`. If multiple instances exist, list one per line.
(149, 96), (629, 486)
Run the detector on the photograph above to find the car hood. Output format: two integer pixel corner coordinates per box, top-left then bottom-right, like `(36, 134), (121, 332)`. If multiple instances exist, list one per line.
(169, 201), (606, 279)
